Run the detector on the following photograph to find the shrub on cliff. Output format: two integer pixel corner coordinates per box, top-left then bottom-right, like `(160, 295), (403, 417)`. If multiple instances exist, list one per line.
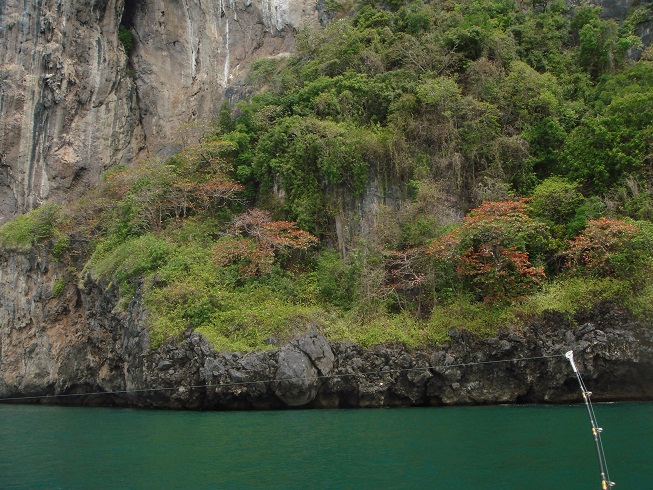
(0, 204), (62, 249)
(213, 209), (318, 277)
(118, 25), (134, 54)
(562, 217), (653, 280)
(99, 141), (243, 238)
(142, 233), (324, 350)
(85, 233), (176, 302)
(529, 177), (583, 237)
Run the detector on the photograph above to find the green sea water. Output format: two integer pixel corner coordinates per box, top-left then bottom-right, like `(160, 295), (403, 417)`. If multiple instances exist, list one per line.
(0, 402), (651, 489)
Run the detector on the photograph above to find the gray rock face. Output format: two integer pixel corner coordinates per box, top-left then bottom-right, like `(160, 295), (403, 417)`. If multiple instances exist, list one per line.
(1, 244), (652, 409)
(295, 329), (335, 374)
(273, 345), (320, 406)
(126, 0), (321, 149)
(0, 0), (143, 224)
(0, 0), (647, 230)
(568, 0), (636, 20)
(271, 331), (335, 406)
(0, 243), (148, 403)
(0, 0), (321, 225)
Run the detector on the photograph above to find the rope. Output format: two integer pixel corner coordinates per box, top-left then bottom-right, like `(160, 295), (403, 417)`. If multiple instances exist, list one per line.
(2, 351), (613, 487)
(0, 353), (564, 403)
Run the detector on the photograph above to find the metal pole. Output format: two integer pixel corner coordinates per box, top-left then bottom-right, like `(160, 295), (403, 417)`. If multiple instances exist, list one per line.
(565, 351), (614, 489)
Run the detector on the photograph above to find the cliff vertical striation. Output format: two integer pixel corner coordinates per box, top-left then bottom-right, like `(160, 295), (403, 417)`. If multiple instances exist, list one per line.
(0, 0), (322, 224)
(0, 0), (143, 224)
(126, 0), (321, 150)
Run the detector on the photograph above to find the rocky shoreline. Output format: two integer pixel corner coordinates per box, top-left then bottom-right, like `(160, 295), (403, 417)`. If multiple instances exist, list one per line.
(1, 247), (652, 410)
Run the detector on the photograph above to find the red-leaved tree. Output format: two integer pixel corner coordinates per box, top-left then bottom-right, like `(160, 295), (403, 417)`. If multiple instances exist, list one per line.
(213, 209), (318, 276)
(563, 217), (653, 278)
(428, 199), (550, 303)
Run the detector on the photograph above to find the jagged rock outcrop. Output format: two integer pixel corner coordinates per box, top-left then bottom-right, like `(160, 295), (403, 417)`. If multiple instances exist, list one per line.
(272, 332), (335, 406)
(0, 0), (322, 225)
(571, 0), (635, 20)
(1, 245), (652, 409)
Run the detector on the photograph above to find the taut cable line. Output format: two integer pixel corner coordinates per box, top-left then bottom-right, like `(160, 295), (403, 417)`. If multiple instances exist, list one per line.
(0, 351), (615, 487)
(0, 353), (565, 402)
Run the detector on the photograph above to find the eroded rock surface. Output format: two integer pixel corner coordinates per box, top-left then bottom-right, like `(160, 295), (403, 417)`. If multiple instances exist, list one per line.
(126, 0), (322, 149)
(0, 0), (322, 224)
(0, 0), (142, 223)
(1, 0), (650, 232)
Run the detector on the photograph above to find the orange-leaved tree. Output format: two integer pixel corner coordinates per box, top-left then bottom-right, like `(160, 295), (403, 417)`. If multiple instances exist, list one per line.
(563, 217), (653, 278)
(428, 199), (551, 303)
(213, 209), (318, 277)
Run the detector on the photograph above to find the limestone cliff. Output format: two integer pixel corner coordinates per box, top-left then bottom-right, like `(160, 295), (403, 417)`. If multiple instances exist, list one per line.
(0, 0), (650, 227)
(1, 244), (651, 408)
(0, 0), (322, 225)
(125, 0), (322, 150)
(2, 0), (653, 409)
(0, 0), (142, 225)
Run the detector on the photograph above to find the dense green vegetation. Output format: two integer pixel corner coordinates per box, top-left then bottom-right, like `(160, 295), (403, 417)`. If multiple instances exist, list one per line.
(3, 0), (653, 350)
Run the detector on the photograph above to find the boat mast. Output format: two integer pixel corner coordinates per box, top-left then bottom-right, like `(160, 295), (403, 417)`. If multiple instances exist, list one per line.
(565, 350), (615, 489)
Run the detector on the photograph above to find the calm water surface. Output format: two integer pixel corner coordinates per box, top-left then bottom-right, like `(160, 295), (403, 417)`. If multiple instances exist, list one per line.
(0, 402), (651, 489)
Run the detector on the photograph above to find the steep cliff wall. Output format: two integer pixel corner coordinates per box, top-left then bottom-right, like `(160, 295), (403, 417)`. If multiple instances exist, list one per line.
(1, 245), (651, 408)
(0, 0), (321, 225)
(126, 0), (322, 150)
(0, 243), (148, 400)
(2, 0), (653, 409)
(0, 0), (649, 226)
(0, 0), (142, 224)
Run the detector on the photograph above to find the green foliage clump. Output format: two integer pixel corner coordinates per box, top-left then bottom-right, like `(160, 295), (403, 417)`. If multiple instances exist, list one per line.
(564, 89), (653, 192)
(529, 177), (583, 237)
(252, 117), (388, 230)
(571, 5), (640, 79)
(143, 239), (324, 349)
(51, 234), (71, 260)
(563, 217), (653, 280)
(428, 296), (516, 339)
(518, 276), (630, 318)
(87, 234), (176, 300)
(118, 25), (134, 54)
(613, 178), (653, 222)
(0, 204), (62, 249)
(51, 277), (67, 298)
(315, 250), (359, 309)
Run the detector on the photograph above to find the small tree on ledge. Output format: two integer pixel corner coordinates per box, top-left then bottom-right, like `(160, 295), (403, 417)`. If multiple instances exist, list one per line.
(428, 199), (550, 303)
(213, 209), (318, 277)
(563, 217), (653, 279)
